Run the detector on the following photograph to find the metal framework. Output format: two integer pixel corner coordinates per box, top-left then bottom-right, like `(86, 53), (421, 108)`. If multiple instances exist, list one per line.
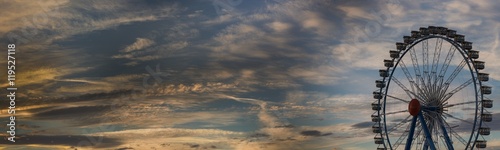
(372, 26), (492, 150)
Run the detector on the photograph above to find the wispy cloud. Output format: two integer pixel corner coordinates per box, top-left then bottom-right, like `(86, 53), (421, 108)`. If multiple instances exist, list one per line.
(120, 38), (155, 53)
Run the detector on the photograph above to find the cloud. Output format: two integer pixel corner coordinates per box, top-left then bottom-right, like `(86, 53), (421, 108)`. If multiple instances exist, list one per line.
(0, 1), (183, 97)
(1, 1), (179, 45)
(267, 21), (291, 32)
(338, 5), (373, 20)
(112, 41), (189, 62)
(0, 0), (69, 36)
(81, 128), (245, 149)
(41, 73), (146, 96)
(287, 65), (343, 85)
(120, 38), (155, 53)
(205, 1), (351, 86)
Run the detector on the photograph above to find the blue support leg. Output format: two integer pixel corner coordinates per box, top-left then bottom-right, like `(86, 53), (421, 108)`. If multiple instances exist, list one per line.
(418, 112), (436, 150)
(405, 115), (418, 150)
(439, 118), (454, 150)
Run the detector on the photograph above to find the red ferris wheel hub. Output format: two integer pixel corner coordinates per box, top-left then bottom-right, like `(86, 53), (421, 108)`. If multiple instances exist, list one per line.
(408, 99), (421, 116)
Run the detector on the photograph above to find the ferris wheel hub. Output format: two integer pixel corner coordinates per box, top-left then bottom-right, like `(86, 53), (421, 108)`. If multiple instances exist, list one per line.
(408, 99), (421, 116)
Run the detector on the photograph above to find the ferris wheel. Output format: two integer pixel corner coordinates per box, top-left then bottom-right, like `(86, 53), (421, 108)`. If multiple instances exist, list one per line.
(371, 26), (493, 150)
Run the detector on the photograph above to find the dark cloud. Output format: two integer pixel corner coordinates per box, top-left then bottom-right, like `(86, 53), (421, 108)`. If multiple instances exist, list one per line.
(299, 130), (332, 137)
(352, 121), (373, 128)
(250, 133), (270, 138)
(449, 113), (499, 133)
(487, 113), (500, 130)
(20, 89), (136, 107)
(0, 135), (122, 148)
(115, 147), (134, 150)
(33, 105), (110, 118)
(190, 144), (200, 148)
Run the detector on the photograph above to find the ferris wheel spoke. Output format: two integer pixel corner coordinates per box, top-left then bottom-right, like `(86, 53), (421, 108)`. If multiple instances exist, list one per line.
(430, 38), (443, 104)
(431, 37), (443, 76)
(438, 46), (456, 79)
(391, 76), (423, 100)
(435, 46), (456, 97)
(443, 100), (476, 108)
(383, 109), (409, 116)
(426, 118), (441, 148)
(422, 111), (440, 123)
(399, 60), (418, 94)
(410, 47), (423, 86)
(444, 59), (467, 86)
(388, 115), (412, 135)
(422, 111), (446, 149)
(439, 59), (467, 97)
(386, 94), (410, 103)
(440, 115), (468, 146)
(399, 60), (430, 101)
(393, 132), (408, 149)
(442, 112), (474, 124)
(422, 39), (429, 82)
(439, 79), (473, 105)
(450, 128), (468, 146)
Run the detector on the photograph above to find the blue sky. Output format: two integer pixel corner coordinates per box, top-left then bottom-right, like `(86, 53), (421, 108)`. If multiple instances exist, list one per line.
(0, 0), (499, 149)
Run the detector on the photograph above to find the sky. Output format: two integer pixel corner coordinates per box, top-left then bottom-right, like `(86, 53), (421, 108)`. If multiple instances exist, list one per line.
(0, 0), (500, 149)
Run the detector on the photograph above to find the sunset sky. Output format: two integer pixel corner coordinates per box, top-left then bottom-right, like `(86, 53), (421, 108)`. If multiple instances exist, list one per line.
(0, 0), (500, 149)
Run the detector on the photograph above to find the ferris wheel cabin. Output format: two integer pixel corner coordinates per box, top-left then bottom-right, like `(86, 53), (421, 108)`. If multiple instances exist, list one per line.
(446, 29), (457, 37)
(390, 50), (400, 59)
(481, 85), (492, 94)
(373, 91), (382, 99)
(379, 69), (388, 77)
(468, 50), (479, 59)
(403, 36), (413, 44)
(372, 125), (382, 133)
(396, 42), (406, 51)
(455, 34), (465, 43)
(478, 73), (489, 81)
(374, 136), (384, 144)
(462, 41), (472, 50)
(371, 114), (381, 122)
(419, 27), (429, 36)
(376, 80), (385, 88)
(428, 26), (437, 34)
(479, 127), (491, 135)
(482, 113), (492, 122)
(384, 60), (394, 67)
(372, 102), (381, 111)
(411, 31), (420, 38)
(473, 61), (485, 70)
(437, 26), (448, 35)
(476, 140), (487, 148)
(483, 99), (493, 108)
